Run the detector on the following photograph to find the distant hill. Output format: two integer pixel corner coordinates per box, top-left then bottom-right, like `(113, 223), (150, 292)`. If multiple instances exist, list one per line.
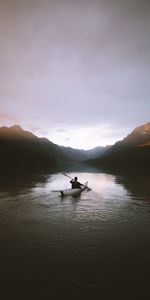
(85, 145), (110, 159)
(86, 122), (150, 171)
(0, 125), (57, 172)
(0, 125), (70, 163)
(0, 139), (56, 172)
(4, 123), (150, 173)
(60, 145), (108, 161)
(0, 125), (108, 172)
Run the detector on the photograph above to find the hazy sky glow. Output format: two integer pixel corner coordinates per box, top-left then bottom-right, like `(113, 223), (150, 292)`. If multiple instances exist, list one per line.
(0, 0), (150, 149)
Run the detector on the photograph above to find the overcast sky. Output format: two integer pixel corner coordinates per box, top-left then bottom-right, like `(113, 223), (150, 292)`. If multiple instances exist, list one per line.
(0, 0), (150, 149)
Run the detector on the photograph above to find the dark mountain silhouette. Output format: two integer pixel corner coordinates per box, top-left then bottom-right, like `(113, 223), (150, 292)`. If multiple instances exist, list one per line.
(0, 140), (56, 172)
(0, 125), (109, 173)
(60, 145), (108, 161)
(0, 125), (71, 168)
(0, 125), (109, 166)
(85, 145), (110, 159)
(0, 125), (76, 172)
(2, 122), (150, 173)
(86, 122), (150, 171)
(0, 126), (57, 172)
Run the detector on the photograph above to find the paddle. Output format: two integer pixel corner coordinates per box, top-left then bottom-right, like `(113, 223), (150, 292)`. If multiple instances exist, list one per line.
(61, 172), (73, 180)
(61, 172), (92, 191)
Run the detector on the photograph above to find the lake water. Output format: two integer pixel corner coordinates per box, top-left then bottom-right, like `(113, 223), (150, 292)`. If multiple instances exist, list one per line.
(0, 165), (150, 299)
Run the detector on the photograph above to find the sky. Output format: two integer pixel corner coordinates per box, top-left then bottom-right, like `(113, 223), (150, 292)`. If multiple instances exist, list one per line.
(0, 0), (150, 149)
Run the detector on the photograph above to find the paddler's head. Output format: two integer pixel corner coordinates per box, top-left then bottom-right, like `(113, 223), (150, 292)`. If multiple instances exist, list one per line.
(74, 176), (78, 181)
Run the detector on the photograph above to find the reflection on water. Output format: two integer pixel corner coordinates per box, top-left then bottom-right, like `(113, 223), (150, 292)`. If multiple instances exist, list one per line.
(0, 165), (150, 299)
(116, 173), (150, 201)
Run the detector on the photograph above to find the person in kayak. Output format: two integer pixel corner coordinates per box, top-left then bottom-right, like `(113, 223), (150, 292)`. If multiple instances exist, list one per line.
(70, 177), (83, 189)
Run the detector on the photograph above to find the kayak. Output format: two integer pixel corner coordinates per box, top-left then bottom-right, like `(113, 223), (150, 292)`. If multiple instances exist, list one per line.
(60, 182), (88, 196)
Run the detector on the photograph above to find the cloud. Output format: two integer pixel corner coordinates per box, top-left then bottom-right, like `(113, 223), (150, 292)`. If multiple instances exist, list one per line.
(37, 130), (49, 136)
(0, 0), (150, 148)
(57, 129), (70, 133)
(45, 124), (130, 149)
(0, 111), (20, 124)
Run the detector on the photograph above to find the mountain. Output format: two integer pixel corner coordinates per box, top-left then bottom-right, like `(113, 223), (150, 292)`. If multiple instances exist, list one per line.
(85, 146), (110, 159)
(4, 123), (150, 173)
(0, 125), (57, 172)
(112, 122), (150, 148)
(60, 145), (108, 161)
(0, 125), (70, 172)
(0, 125), (107, 163)
(0, 140), (56, 172)
(0, 125), (70, 163)
(86, 122), (150, 171)
(0, 125), (108, 172)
